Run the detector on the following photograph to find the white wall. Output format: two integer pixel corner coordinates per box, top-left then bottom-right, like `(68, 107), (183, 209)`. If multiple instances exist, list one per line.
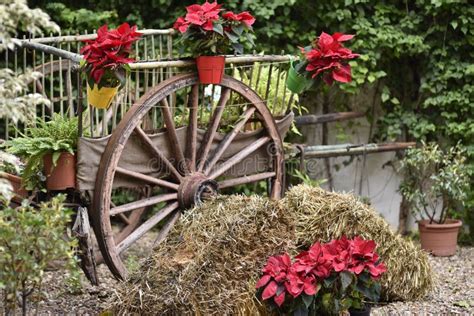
(301, 116), (406, 230)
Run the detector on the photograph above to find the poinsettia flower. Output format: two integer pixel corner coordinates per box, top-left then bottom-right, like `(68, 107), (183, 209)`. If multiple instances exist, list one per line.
(301, 31), (359, 85)
(185, 1), (221, 31)
(81, 23), (141, 84)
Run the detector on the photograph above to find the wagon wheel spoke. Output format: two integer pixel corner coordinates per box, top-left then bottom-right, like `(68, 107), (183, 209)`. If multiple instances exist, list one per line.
(117, 201), (179, 254)
(161, 98), (188, 175)
(218, 171), (276, 189)
(203, 106), (256, 175)
(117, 213), (131, 225)
(110, 193), (178, 216)
(185, 85), (199, 172)
(196, 87), (231, 172)
(116, 166), (179, 190)
(134, 126), (182, 181)
(208, 136), (271, 180)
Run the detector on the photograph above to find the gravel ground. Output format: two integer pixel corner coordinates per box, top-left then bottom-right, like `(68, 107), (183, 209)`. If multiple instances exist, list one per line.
(2, 246), (473, 315)
(373, 246), (474, 315)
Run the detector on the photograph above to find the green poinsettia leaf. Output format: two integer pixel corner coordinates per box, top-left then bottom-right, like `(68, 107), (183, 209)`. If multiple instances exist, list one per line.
(213, 23), (224, 36)
(225, 31), (239, 43)
(232, 24), (244, 36)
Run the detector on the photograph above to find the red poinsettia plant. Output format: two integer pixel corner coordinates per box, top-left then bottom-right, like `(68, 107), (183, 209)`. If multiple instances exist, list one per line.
(173, 1), (255, 56)
(295, 31), (359, 86)
(80, 23), (142, 88)
(256, 236), (386, 315)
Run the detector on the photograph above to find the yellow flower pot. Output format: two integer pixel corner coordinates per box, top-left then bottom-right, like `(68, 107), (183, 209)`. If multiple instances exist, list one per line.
(87, 83), (119, 109)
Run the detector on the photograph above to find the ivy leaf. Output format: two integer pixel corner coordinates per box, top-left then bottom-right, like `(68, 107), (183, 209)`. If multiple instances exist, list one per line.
(450, 21), (458, 30)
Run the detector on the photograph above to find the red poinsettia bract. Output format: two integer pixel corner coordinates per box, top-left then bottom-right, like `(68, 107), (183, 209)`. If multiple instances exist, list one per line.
(256, 236), (386, 308)
(302, 31), (359, 85)
(256, 253), (319, 307)
(81, 23), (141, 84)
(222, 11), (255, 27)
(173, 1), (256, 34)
(173, 1), (222, 33)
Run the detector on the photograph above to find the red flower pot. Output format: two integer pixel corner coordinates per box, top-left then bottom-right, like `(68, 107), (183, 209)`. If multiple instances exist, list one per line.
(196, 56), (225, 84)
(43, 152), (76, 190)
(418, 219), (462, 256)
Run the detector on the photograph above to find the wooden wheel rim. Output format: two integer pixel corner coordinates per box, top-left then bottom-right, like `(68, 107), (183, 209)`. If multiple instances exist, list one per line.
(92, 73), (284, 279)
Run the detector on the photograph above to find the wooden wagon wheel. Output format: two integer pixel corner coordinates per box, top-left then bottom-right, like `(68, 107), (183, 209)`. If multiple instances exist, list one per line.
(92, 73), (284, 279)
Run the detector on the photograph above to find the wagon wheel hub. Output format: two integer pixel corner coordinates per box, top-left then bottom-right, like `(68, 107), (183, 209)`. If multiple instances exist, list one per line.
(177, 173), (218, 209)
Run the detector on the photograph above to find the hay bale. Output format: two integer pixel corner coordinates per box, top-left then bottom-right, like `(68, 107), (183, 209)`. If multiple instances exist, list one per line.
(283, 184), (434, 301)
(112, 195), (295, 315)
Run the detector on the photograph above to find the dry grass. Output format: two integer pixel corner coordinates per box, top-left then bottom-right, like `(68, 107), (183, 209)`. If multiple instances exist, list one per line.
(111, 195), (295, 315)
(283, 185), (434, 301)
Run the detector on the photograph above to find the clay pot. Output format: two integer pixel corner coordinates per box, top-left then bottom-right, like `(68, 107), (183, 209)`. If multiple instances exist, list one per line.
(2, 173), (28, 197)
(349, 305), (371, 316)
(43, 152), (76, 190)
(195, 56), (225, 84)
(418, 219), (462, 256)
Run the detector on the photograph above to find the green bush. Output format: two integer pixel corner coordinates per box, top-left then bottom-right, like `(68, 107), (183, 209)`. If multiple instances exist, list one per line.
(0, 196), (79, 315)
(399, 143), (470, 224)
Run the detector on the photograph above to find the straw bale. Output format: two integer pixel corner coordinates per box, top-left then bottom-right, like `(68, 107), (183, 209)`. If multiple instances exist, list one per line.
(112, 195), (295, 315)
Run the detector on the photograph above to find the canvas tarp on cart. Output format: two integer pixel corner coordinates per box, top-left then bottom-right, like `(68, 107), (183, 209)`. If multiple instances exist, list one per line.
(76, 113), (293, 190)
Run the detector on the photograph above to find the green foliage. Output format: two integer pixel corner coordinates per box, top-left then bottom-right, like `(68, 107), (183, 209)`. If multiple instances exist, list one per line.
(44, 2), (118, 34)
(399, 143), (470, 224)
(317, 270), (381, 315)
(0, 196), (79, 314)
(0, 0), (59, 50)
(5, 114), (79, 190)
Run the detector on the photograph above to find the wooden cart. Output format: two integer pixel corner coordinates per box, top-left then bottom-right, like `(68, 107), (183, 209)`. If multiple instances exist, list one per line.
(15, 36), (294, 281)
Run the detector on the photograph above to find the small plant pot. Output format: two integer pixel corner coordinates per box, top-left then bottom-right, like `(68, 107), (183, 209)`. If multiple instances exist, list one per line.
(2, 173), (28, 197)
(286, 61), (313, 94)
(349, 304), (371, 316)
(418, 219), (462, 256)
(196, 56), (225, 84)
(43, 152), (76, 191)
(87, 83), (119, 109)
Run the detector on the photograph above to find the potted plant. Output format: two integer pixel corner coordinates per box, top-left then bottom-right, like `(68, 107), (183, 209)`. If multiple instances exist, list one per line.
(0, 151), (28, 198)
(173, 1), (255, 84)
(256, 236), (386, 316)
(5, 114), (79, 191)
(287, 32), (359, 94)
(80, 23), (141, 109)
(399, 143), (469, 256)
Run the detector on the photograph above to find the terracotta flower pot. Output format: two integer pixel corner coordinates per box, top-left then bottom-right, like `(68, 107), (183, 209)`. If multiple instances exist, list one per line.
(2, 173), (28, 197)
(43, 152), (76, 190)
(87, 82), (119, 109)
(418, 219), (462, 256)
(195, 56), (225, 84)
